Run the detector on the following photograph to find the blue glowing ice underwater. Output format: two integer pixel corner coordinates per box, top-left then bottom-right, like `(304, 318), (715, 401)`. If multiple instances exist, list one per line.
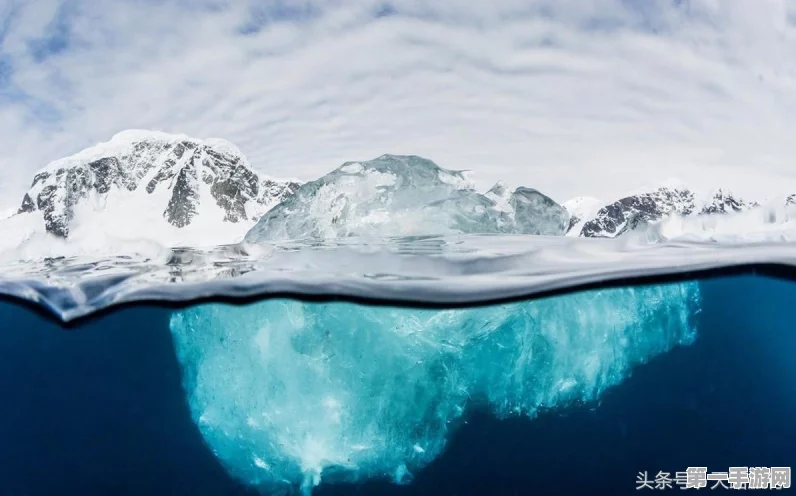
(170, 282), (699, 493)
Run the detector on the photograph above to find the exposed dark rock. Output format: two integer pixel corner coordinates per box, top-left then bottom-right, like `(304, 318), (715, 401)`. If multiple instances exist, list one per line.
(18, 194), (35, 214)
(165, 165), (199, 228)
(567, 214), (580, 233)
(16, 131), (301, 238)
(580, 188), (695, 238)
(579, 187), (756, 238)
(699, 190), (755, 215)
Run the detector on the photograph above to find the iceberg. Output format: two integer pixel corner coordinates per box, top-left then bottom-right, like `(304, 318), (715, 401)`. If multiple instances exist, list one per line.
(243, 154), (569, 242)
(169, 281), (700, 494)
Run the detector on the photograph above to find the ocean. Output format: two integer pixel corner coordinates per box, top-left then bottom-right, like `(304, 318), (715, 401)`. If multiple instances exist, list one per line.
(0, 273), (792, 495)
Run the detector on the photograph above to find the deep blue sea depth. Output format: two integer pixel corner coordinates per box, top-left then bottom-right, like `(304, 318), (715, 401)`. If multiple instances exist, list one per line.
(0, 275), (794, 495)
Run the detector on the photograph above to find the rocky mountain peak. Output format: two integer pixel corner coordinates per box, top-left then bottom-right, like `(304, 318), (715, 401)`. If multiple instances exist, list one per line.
(17, 130), (300, 238)
(579, 186), (695, 238)
(700, 188), (757, 215)
(577, 185), (758, 238)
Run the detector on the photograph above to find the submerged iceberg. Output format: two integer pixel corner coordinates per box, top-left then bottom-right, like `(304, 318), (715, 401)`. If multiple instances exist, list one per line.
(243, 155), (569, 242)
(169, 281), (700, 494)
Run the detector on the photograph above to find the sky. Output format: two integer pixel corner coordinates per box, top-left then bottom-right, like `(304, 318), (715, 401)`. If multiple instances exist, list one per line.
(2, 0), (796, 210)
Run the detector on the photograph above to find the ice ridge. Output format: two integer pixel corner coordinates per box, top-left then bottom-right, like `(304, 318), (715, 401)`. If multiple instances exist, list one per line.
(243, 154), (569, 242)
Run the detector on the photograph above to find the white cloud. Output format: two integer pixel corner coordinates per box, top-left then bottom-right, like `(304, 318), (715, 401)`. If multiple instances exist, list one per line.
(1, 0), (796, 210)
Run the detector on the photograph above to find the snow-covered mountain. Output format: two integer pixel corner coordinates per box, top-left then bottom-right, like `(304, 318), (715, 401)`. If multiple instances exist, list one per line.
(562, 196), (604, 236)
(5, 131), (793, 251)
(576, 186), (758, 238)
(14, 130), (300, 245)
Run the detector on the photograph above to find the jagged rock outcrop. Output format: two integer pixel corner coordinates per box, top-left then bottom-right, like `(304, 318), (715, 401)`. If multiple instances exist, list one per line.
(17, 130), (300, 237)
(579, 187), (756, 238)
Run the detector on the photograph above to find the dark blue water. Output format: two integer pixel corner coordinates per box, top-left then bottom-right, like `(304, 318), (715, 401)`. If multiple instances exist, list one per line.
(0, 275), (793, 495)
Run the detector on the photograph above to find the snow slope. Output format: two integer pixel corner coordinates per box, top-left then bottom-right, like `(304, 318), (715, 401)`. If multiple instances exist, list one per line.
(9, 130), (300, 248)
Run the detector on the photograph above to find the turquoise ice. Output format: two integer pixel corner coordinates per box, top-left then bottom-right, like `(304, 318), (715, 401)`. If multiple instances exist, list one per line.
(169, 281), (700, 494)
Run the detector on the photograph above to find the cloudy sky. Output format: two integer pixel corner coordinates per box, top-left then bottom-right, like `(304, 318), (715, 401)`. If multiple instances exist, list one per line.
(1, 0), (796, 209)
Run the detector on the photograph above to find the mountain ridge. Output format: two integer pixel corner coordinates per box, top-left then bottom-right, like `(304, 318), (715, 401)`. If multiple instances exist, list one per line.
(15, 130), (300, 241)
(575, 185), (761, 238)
(6, 131), (793, 246)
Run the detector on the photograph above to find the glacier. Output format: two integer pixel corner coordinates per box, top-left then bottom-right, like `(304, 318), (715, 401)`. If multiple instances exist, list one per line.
(243, 154), (569, 242)
(169, 281), (700, 495)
